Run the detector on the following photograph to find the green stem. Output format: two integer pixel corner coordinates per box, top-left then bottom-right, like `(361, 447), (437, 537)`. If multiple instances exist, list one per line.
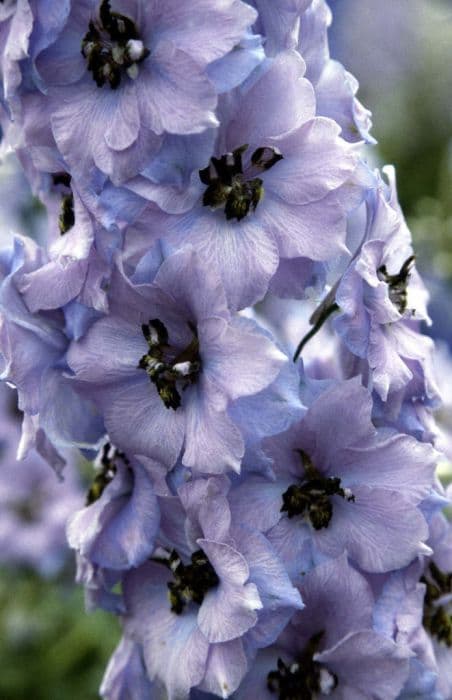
(293, 303), (339, 362)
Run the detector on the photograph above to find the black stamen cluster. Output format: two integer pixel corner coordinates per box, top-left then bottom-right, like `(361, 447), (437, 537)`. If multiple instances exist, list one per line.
(81, 0), (149, 90)
(86, 442), (129, 505)
(267, 632), (337, 699)
(156, 549), (219, 615)
(421, 561), (452, 646)
(52, 172), (74, 235)
(59, 194), (75, 235)
(378, 254), (415, 314)
(199, 143), (283, 222)
(281, 451), (354, 530)
(138, 319), (201, 411)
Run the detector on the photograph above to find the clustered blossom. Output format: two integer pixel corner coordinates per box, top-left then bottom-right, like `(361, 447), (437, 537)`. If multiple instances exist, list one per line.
(0, 1), (450, 698)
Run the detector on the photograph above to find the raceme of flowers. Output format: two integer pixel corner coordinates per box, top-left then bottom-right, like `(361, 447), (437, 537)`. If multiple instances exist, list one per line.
(0, 0), (450, 698)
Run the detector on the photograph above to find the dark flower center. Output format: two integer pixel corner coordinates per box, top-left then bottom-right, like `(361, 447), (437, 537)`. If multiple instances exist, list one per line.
(81, 0), (149, 90)
(377, 254), (415, 315)
(155, 549), (219, 615)
(267, 632), (338, 699)
(138, 319), (201, 411)
(8, 390), (22, 421)
(421, 561), (452, 646)
(281, 450), (354, 530)
(86, 442), (129, 505)
(52, 172), (74, 235)
(199, 144), (283, 222)
(59, 194), (75, 235)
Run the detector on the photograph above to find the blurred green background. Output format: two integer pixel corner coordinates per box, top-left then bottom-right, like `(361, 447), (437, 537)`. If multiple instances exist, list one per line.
(329, 0), (452, 280)
(1, 1), (452, 698)
(0, 567), (120, 700)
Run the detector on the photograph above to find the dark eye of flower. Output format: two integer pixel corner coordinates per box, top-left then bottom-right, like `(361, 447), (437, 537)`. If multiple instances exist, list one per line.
(52, 172), (72, 188)
(421, 561), (452, 646)
(199, 144), (283, 222)
(377, 254), (415, 314)
(138, 319), (201, 411)
(52, 172), (75, 235)
(267, 632), (338, 699)
(155, 549), (219, 615)
(281, 450), (354, 530)
(58, 194), (75, 235)
(86, 442), (129, 505)
(8, 390), (22, 421)
(81, 0), (149, 90)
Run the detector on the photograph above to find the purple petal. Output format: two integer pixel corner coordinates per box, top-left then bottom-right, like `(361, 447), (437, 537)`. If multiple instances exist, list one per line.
(199, 639), (248, 698)
(138, 44), (218, 135)
(316, 631), (410, 700)
(314, 485), (429, 572)
(183, 379), (244, 474)
(197, 539), (261, 643)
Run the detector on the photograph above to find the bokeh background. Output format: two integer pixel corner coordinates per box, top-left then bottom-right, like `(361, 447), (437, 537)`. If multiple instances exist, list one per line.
(1, 1), (451, 697)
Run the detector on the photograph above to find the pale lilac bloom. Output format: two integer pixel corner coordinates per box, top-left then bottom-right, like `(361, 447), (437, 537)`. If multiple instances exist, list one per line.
(231, 377), (437, 575)
(334, 169), (439, 407)
(100, 636), (157, 700)
(67, 443), (163, 571)
(298, 0), (374, 143)
(67, 247), (286, 472)
(235, 555), (410, 700)
(0, 235), (104, 464)
(122, 475), (302, 699)
(34, 0), (257, 183)
(126, 51), (358, 310)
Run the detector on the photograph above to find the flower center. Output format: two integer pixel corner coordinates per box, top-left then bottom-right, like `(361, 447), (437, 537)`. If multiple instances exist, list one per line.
(199, 144), (283, 222)
(281, 450), (354, 530)
(377, 254), (415, 314)
(81, 0), (149, 89)
(267, 633), (338, 699)
(155, 549), (219, 615)
(138, 319), (201, 411)
(86, 442), (129, 505)
(421, 561), (452, 646)
(52, 172), (74, 235)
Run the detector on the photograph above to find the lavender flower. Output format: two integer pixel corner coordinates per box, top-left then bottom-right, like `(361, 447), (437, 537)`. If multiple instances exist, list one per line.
(127, 51), (358, 310)
(33, 0), (257, 183)
(67, 247), (286, 471)
(122, 475), (302, 698)
(232, 377), (437, 574)
(235, 555), (411, 699)
(67, 442), (162, 571)
(0, 0), (445, 697)
(334, 169), (439, 409)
